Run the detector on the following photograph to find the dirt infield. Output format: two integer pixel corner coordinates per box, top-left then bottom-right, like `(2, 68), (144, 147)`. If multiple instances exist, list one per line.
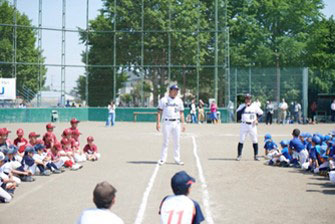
(0, 122), (334, 224)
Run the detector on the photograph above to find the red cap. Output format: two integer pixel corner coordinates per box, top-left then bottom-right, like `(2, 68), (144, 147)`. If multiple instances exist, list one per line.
(61, 138), (71, 145)
(87, 136), (94, 142)
(3, 128), (11, 134)
(62, 128), (72, 136)
(0, 128), (7, 136)
(17, 128), (24, 136)
(70, 118), (80, 124)
(72, 129), (82, 136)
(29, 132), (40, 138)
(53, 142), (62, 150)
(46, 123), (55, 129)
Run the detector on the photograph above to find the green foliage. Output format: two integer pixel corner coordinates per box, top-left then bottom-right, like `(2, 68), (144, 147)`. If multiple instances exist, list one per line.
(0, 0), (46, 100)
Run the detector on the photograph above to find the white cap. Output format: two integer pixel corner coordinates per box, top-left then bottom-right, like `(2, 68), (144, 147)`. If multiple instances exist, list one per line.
(0, 152), (5, 161)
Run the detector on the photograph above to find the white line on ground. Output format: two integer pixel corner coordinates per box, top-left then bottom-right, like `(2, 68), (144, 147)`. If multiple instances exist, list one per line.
(134, 163), (160, 224)
(192, 136), (215, 224)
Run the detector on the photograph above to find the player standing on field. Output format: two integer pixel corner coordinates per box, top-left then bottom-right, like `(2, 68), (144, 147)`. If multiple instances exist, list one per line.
(156, 85), (185, 166)
(236, 94), (263, 161)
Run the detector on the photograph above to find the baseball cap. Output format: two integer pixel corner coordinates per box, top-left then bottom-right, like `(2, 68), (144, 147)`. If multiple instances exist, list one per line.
(169, 84), (179, 90)
(0, 152), (5, 161)
(46, 123), (55, 129)
(70, 118), (80, 124)
(0, 128), (7, 136)
(171, 171), (195, 195)
(7, 145), (18, 154)
(245, 93), (252, 99)
(312, 136), (321, 145)
(61, 138), (71, 145)
(25, 146), (35, 154)
(62, 128), (72, 136)
(87, 136), (94, 142)
(3, 128), (11, 134)
(264, 134), (272, 142)
(53, 142), (62, 150)
(34, 143), (46, 151)
(29, 132), (40, 138)
(17, 128), (24, 136)
(279, 140), (289, 147)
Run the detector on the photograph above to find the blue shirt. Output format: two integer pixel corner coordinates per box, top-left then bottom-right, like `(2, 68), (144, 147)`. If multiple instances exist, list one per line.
(329, 146), (335, 158)
(289, 137), (305, 153)
(264, 141), (277, 151)
(281, 147), (292, 160)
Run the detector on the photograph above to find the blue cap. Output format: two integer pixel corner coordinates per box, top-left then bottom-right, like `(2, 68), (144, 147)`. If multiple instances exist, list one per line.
(280, 140), (289, 147)
(7, 145), (18, 154)
(329, 130), (335, 136)
(169, 84), (179, 90)
(324, 135), (331, 142)
(34, 144), (45, 151)
(312, 136), (321, 145)
(171, 171), (195, 195)
(264, 134), (272, 142)
(25, 146), (35, 153)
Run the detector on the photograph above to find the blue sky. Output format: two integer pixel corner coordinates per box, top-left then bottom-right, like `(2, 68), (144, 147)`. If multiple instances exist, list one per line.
(14, 0), (335, 93)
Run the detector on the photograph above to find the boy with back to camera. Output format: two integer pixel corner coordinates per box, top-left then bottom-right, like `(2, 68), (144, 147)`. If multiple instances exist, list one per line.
(159, 171), (205, 224)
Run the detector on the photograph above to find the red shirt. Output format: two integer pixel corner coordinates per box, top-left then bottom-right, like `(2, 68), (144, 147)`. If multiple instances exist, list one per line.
(14, 137), (28, 153)
(48, 150), (60, 161)
(83, 144), (98, 154)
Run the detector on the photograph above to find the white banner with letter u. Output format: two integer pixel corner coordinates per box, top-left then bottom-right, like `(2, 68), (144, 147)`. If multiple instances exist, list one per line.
(0, 78), (16, 100)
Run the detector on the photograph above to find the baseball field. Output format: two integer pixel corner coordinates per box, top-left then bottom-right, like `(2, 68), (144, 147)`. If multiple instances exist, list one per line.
(0, 122), (334, 224)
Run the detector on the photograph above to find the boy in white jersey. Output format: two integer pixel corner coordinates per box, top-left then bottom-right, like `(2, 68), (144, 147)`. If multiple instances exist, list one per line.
(77, 181), (124, 224)
(236, 94), (263, 161)
(159, 171), (205, 224)
(157, 84), (186, 165)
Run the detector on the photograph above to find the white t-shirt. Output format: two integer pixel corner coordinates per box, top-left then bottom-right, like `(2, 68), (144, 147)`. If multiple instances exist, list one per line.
(237, 102), (263, 123)
(33, 153), (46, 164)
(108, 104), (116, 113)
(190, 103), (196, 114)
(331, 102), (335, 111)
(294, 103), (301, 112)
(77, 208), (124, 224)
(280, 102), (288, 111)
(158, 96), (184, 120)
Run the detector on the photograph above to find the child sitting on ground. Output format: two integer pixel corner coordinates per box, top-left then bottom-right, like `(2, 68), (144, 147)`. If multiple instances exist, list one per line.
(83, 136), (100, 161)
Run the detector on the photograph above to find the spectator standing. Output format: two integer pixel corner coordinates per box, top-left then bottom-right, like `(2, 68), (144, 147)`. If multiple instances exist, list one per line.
(310, 101), (317, 124)
(279, 99), (288, 124)
(197, 100), (205, 124)
(331, 99), (335, 122)
(210, 100), (218, 124)
(189, 99), (197, 124)
(294, 102), (302, 123)
(106, 101), (116, 127)
(265, 101), (274, 125)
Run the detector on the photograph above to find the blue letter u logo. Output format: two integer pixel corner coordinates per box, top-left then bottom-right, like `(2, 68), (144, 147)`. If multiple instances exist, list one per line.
(0, 87), (4, 95)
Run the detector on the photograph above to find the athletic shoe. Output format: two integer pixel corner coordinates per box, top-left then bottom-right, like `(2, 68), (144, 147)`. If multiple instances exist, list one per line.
(60, 167), (66, 172)
(236, 156), (242, 161)
(52, 169), (62, 174)
(268, 160), (274, 166)
(158, 160), (165, 166)
(21, 176), (35, 182)
(71, 164), (83, 171)
(42, 170), (52, 176)
(176, 161), (184, 166)
(254, 156), (260, 161)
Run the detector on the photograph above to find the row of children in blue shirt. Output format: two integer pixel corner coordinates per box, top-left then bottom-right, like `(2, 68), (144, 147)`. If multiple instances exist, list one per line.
(264, 129), (335, 178)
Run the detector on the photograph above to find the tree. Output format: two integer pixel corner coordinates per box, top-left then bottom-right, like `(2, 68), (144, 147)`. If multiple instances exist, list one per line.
(0, 0), (46, 101)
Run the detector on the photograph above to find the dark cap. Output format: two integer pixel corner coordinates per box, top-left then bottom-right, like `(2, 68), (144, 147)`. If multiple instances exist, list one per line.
(46, 123), (55, 129)
(25, 146), (35, 154)
(245, 93), (252, 99)
(171, 171), (195, 195)
(7, 145), (18, 154)
(34, 143), (46, 151)
(93, 181), (117, 209)
(169, 84), (179, 90)
(29, 132), (40, 138)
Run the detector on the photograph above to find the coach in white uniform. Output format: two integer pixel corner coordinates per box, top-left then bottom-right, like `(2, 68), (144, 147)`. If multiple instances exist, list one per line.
(157, 85), (185, 165)
(236, 94), (263, 161)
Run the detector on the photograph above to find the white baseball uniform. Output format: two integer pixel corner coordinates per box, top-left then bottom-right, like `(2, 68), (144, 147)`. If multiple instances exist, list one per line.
(159, 195), (204, 224)
(158, 96), (184, 163)
(237, 103), (263, 144)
